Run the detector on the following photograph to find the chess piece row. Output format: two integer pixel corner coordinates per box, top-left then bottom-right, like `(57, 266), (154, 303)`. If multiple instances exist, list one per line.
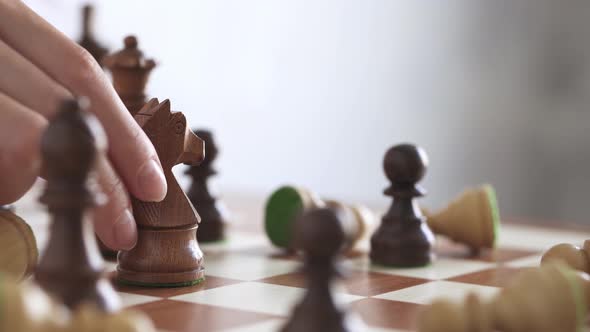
(265, 144), (500, 267)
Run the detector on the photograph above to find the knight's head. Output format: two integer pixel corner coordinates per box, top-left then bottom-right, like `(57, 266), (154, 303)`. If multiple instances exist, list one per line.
(135, 98), (205, 168)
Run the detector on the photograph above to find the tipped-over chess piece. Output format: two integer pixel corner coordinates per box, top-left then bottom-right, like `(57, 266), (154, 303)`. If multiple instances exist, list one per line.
(417, 263), (590, 332)
(0, 208), (38, 280)
(1, 276), (155, 332)
(185, 129), (228, 242)
(103, 36), (156, 115)
(423, 184), (500, 251)
(264, 185), (374, 253)
(281, 206), (364, 332)
(370, 144), (435, 267)
(117, 98), (206, 287)
(77, 5), (108, 65)
(541, 240), (590, 273)
(34, 99), (120, 312)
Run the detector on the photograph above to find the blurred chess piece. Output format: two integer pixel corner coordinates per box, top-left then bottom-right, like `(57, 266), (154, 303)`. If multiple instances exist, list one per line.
(103, 36), (156, 115)
(370, 144), (435, 267)
(417, 263), (590, 332)
(264, 185), (374, 253)
(77, 4), (108, 65)
(0, 208), (38, 280)
(281, 206), (365, 332)
(186, 129), (229, 242)
(34, 99), (120, 312)
(423, 184), (500, 252)
(0, 276), (155, 332)
(541, 240), (590, 273)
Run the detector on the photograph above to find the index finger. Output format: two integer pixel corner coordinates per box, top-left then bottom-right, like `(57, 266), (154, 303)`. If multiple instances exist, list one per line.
(0, 1), (166, 202)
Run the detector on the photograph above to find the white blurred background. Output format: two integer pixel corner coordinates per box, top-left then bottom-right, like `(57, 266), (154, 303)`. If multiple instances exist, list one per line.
(23, 0), (590, 224)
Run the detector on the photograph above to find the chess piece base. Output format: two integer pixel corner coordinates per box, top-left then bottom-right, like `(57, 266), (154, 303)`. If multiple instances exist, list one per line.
(370, 219), (434, 267)
(117, 224), (205, 287)
(196, 205), (226, 243)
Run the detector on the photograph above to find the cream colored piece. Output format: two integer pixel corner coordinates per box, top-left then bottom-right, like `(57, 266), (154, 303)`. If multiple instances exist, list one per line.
(417, 263), (590, 332)
(424, 184), (499, 251)
(0, 277), (155, 332)
(0, 209), (38, 280)
(541, 240), (590, 273)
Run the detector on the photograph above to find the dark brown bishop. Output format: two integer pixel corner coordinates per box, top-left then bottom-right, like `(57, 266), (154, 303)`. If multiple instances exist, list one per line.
(103, 36), (156, 115)
(185, 129), (228, 242)
(117, 98), (206, 287)
(77, 5), (108, 65)
(34, 99), (120, 312)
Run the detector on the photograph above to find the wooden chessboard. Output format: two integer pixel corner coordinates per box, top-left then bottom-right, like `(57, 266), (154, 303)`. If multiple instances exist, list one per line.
(15, 182), (590, 332)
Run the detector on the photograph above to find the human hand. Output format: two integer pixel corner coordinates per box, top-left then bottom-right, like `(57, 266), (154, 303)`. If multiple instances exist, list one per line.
(0, 0), (167, 250)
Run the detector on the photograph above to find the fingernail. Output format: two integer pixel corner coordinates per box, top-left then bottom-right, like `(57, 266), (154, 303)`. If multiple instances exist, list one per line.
(137, 159), (167, 201)
(113, 210), (137, 250)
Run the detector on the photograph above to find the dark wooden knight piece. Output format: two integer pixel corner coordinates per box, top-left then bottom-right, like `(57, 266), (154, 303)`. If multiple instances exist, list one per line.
(117, 98), (206, 287)
(370, 144), (435, 267)
(34, 99), (120, 312)
(186, 129), (227, 242)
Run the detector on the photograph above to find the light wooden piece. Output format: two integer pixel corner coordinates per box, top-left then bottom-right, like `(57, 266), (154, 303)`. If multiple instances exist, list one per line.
(264, 185), (375, 253)
(0, 277), (155, 332)
(417, 263), (590, 332)
(117, 98), (206, 287)
(541, 240), (590, 273)
(424, 184), (500, 251)
(0, 209), (38, 280)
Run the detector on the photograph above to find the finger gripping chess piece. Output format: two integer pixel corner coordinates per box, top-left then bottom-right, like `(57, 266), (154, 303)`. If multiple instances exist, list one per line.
(0, 208), (38, 280)
(185, 129), (228, 242)
(281, 206), (363, 332)
(264, 185), (374, 253)
(417, 263), (590, 332)
(77, 5), (108, 65)
(0, 276), (155, 332)
(34, 99), (120, 312)
(541, 240), (590, 273)
(370, 144), (435, 267)
(103, 36), (156, 115)
(117, 98), (206, 287)
(423, 184), (500, 251)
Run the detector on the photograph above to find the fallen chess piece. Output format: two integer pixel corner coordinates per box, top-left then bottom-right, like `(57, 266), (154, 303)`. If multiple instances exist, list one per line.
(541, 240), (590, 273)
(264, 185), (375, 253)
(281, 205), (365, 332)
(0, 208), (38, 280)
(0, 277), (155, 332)
(417, 263), (590, 332)
(423, 184), (500, 251)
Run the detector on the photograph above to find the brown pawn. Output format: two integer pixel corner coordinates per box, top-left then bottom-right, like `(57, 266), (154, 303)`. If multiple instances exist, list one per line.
(117, 98), (206, 287)
(185, 129), (227, 242)
(541, 240), (590, 273)
(34, 99), (120, 312)
(103, 36), (156, 115)
(77, 5), (108, 65)
(370, 144), (435, 267)
(281, 206), (364, 332)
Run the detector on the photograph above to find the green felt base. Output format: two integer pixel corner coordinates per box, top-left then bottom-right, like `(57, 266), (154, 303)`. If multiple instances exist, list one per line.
(484, 184), (501, 246)
(264, 186), (305, 249)
(117, 276), (205, 288)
